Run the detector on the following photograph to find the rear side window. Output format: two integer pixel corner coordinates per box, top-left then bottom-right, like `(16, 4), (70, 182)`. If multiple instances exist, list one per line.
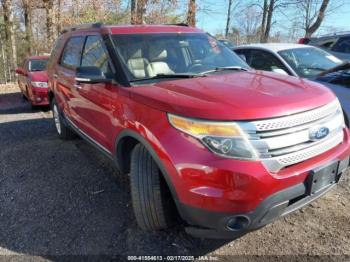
(246, 50), (289, 73)
(332, 37), (350, 53)
(81, 35), (111, 74)
(60, 36), (85, 69)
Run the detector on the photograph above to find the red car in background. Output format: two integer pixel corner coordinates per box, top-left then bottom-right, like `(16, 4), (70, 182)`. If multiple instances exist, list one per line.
(16, 56), (50, 107)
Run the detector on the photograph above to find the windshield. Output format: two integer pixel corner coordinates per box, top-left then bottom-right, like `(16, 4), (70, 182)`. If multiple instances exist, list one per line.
(29, 59), (48, 72)
(111, 33), (249, 82)
(278, 47), (343, 78)
(219, 40), (235, 49)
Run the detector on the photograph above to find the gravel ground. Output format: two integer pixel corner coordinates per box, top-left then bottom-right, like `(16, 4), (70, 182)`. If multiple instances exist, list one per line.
(0, 87), (349, 261)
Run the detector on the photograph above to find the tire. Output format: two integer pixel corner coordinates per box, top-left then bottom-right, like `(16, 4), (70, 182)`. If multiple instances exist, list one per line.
(130, 144), (174, 231)
(51, 98), (76, 140)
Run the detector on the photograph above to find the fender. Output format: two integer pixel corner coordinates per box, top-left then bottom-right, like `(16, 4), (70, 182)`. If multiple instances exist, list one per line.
(115, 129), (180, 203)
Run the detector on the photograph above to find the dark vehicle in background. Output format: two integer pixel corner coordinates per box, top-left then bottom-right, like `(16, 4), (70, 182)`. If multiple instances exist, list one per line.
(234, 43), (350, 118)
(299, 32), (350, 61)
(218, 39), (235, 49)
(16, 56), (50, 107)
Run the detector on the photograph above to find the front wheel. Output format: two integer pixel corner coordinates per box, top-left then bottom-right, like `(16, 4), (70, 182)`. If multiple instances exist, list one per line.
(51, 98), (76, 140)
(130, 144), (175, 231)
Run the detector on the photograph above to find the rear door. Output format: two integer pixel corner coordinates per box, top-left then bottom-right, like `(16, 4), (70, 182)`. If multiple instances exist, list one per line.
(54, 36), (85, 125)
(73, 35), (117, 151)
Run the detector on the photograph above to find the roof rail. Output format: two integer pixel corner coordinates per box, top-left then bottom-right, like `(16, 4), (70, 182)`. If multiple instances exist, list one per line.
(319, 31), (350, 37)
(165, 23), (189, 27)
(61, 22), (103, 34)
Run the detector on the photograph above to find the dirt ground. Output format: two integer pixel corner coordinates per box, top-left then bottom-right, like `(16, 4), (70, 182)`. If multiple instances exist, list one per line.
(0, 85), (349, 261)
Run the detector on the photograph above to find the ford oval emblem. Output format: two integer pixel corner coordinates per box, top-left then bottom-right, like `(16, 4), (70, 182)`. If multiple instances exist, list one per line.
(309, 126), (330, 141)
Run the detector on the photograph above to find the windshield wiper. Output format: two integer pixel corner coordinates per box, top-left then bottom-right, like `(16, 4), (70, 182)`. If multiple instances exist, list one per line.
(318, 61), (350, 76)
(303, 67), (326, 72)
(130, 73), (203, 83)
(200, 66), (248, 75)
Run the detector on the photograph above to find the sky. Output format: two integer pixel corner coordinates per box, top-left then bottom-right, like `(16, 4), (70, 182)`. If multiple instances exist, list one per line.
(194, 0), (350, 37)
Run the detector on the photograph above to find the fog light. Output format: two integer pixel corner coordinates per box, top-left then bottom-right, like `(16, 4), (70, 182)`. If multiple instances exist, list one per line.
(226, 216), (250, 231)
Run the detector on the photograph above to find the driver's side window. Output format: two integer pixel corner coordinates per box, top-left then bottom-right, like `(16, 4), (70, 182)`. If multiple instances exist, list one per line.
(249, 50), (289, 73)
(81, 35), (112, 75)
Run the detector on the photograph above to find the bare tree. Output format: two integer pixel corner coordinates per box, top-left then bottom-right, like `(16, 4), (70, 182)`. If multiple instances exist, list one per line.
(131, 0), (137, 24)
(225, 0), (233, 37)
(298, 0), (330, 37)
(56, 0), (62, 34)
(1, 0), (17, 77)
(187, 0), (196, 26)
(236, 5), (262, 43)
(135, 0), (148, 24)
(21, 0), (33, 54)
(260, 0), (276, 43)
(42, 0), (55, 46)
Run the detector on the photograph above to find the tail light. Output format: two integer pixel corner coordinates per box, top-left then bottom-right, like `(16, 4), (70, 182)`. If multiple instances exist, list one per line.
(298, 38), (310, 44)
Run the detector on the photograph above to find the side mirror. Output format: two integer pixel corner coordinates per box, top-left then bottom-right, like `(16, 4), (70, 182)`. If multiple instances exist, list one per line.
(15, 67), (24, 75)
(272, 68), (289, 75)
(75, 66), (111, 84)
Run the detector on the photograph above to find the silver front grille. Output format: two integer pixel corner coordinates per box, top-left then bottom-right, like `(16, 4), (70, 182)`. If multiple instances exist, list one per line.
(240, 99), (345, 173)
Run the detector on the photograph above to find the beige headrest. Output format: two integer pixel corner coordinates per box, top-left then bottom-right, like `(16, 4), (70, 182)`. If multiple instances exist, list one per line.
(149, 46), (168, 61)
(128, 46), (143, 59)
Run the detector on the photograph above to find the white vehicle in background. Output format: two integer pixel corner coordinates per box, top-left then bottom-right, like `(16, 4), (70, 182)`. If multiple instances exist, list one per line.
(234, 43), (350, 120)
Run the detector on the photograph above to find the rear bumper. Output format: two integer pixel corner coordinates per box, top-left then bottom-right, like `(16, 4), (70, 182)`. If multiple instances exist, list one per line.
(178, 157), (349, 239)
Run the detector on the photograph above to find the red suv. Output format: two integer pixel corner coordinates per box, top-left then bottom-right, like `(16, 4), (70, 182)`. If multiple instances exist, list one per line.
(16, 56), (50, 107)
(47, 23), (350, 238)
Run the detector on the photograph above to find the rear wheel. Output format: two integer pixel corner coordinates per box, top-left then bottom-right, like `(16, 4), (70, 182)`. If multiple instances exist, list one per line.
(51, 98), (76, 140)
(130, 144), (175, 231)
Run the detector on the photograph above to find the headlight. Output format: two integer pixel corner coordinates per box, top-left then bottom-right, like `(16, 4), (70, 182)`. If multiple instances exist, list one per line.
(168, 114), (258, 160)
(31, 81), (48, 88)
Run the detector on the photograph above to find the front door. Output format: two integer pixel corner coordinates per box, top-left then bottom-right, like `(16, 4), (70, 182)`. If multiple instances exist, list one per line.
(73, 35), (118, 152)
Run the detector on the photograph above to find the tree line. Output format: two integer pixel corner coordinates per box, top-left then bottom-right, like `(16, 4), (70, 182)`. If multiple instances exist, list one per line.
(0, 0), (343, 84)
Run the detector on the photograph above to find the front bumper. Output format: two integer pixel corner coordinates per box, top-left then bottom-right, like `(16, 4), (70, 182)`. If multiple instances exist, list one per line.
(159, 125), (350, 239)
(177, 156), (349, 239)
(31, 88), (49, 106)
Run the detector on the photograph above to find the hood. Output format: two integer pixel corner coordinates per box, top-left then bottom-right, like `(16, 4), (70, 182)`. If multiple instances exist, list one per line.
(129, 70), (336, 121)
(28, 70), (48, 82)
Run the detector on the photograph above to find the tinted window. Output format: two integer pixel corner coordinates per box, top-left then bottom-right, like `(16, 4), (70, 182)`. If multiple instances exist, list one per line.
(332, 37), (350, 53)
(246, 50), (289, 73)
(81, 35), (110, 74)
(28, 59), (48, 72)
(47, 35), (65, 72)
(234, 49), (250, 62)
(321, 40), (335, 49)
(60, 37), (85, 69)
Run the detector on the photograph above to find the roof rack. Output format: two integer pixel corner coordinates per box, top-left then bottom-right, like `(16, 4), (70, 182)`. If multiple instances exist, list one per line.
(165, 23), (189, 27)
(61, 22), (103, 34)
(319, 31), (350, 37)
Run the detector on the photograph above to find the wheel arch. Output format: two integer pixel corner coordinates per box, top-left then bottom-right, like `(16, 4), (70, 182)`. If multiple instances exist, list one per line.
(115, 129), (180, 203)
